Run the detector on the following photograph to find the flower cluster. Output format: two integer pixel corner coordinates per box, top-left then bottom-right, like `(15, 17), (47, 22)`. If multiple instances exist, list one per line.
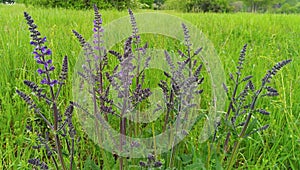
(28, 158), (48, 170)
(128, 8), (140, 44)
(139, 153), (163, 168)
(24, 12), (57, 86)
(93, 4), (105, 57)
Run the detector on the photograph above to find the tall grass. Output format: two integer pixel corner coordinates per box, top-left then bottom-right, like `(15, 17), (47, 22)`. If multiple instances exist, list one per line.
(0, 4), (299, 169)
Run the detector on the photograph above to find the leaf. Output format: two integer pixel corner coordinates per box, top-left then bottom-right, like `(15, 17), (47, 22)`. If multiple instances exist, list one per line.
(83, 157), (100, 170)
(184, 158), (206, 170)
(180, 154), (193, 165)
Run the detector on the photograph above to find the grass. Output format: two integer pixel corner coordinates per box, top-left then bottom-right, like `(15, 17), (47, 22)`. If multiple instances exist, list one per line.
(0, 3), (299, 169)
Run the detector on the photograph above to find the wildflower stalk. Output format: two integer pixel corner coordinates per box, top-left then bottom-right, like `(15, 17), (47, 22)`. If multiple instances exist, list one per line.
(223, 44), (248, 153)
(20, 12), (76, 170)
(164, 23), (204, 168)
(128, 8), (143, 136)
(226, 59), (292, 169)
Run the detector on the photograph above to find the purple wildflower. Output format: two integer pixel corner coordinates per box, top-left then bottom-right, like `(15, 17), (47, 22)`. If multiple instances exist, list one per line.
(41, 78), (58, 86)
(37, 68), (44, 75)
(41, 78), (48, 85)
(49, 66), (55, 71)
(49, 80), (58, 87)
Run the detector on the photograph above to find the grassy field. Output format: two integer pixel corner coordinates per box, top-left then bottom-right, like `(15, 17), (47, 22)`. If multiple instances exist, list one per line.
(0, 3), (299, 169)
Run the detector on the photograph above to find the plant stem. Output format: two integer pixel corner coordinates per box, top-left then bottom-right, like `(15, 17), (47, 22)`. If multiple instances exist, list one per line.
(226, 85), (263, 169)
(225, 140), (240, 170)
(223, 74), (240, 152)
(53, 103), (67, 170)
(120, 88), (129, 170)
(163, 89), (173, 132)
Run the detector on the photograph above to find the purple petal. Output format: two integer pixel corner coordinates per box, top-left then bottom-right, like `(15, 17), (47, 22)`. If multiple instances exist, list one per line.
(50, 80), (58, 86)
(45, 49), (52, 55)
(41, 78), (48, 85)
(94, 34), (99, 38)
(49, 66), (55, 71)
(41, 46), (47, 53)
(30, 41), (36, 46)
(41, 37), (47, 43)
(37, 68), (44, 75)
(46, 59), (52, 64)
(33, 51), (40, 59)
(36, 59), (44, 65)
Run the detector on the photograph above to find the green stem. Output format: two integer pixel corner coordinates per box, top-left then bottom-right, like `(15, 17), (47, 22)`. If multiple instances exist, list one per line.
(226, 140), (240, 170)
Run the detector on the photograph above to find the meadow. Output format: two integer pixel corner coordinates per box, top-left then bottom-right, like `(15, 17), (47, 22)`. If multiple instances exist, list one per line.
(0, 3), (299, 169)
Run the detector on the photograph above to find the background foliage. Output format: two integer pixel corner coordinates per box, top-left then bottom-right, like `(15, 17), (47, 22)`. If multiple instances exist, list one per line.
(2, 0), (300, 13)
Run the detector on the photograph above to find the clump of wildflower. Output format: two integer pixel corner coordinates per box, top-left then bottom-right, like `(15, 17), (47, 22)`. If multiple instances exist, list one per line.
(18, 12), (74, 170)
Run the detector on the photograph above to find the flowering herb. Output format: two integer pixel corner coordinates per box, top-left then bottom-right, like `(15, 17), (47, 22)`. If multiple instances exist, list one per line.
(217, 44), (292, 169)
(16, 5), (293, 170)
(17, 12), (74, 170)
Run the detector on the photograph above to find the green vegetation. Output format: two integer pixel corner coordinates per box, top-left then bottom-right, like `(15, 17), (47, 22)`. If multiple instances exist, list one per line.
(0, 3), (299, 169)
(5, 0), (300, 13)
(164, 0), (300, 13)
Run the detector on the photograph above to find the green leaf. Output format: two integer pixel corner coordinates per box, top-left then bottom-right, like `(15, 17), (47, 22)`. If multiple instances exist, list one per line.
(83, 157), (100, 170)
